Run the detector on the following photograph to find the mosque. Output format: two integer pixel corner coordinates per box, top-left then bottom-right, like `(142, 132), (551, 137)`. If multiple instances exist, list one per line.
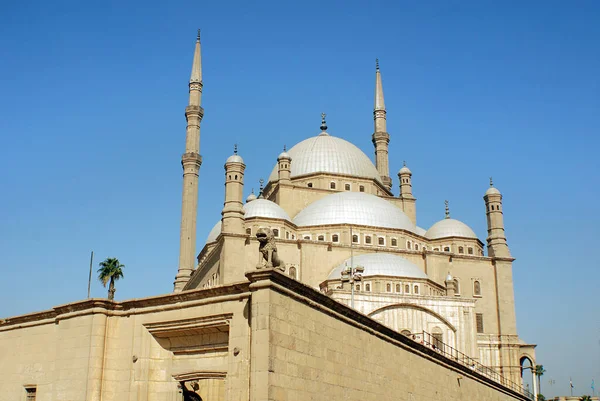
(0, 32), (537, 401)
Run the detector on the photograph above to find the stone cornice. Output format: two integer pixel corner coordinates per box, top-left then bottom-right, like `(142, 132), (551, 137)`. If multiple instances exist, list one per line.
(0, 283), (250, 331)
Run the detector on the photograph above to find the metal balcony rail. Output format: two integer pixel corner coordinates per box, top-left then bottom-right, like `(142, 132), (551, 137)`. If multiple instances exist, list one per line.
(413, 331), (534, 399)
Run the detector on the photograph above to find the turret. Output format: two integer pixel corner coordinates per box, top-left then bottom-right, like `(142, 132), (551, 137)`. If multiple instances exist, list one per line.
(221, 145), (246, 235)
(277, 145), (292, 184)
(484, 178), (511, 258)
(372, 59), (392, 190)
(445, 273), (456, 297)
(174, 30), (204, 292)
(397, 161), (417, 225)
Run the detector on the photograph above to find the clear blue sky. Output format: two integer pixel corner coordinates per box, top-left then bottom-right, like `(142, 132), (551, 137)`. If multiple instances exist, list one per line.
(1, 0), (598, 397)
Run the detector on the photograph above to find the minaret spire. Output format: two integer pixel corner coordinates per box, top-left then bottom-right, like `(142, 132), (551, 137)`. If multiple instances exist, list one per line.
(372, 59), (392, 190)
(445, 200), (450, 219)
(174, 31), (204, 292)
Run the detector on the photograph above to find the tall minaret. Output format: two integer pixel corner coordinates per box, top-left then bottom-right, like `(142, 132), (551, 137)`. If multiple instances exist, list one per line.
(484, 178), (511, 258)
(174, 30), (204, 292)
(372, 59), (392, 190)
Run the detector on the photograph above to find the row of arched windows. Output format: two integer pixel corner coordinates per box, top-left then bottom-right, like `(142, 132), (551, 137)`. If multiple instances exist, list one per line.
(306, 181), (366, 192)
(451, 278), (482, 297)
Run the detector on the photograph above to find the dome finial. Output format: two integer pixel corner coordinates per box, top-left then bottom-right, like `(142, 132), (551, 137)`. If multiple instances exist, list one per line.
(489, 176), (494, 187)
(445, 200), (450, 219)
(403, 160), (406, 167)
(376, 58), (380, 71)
(196, 29), (201, 42)
(234, 143), (238, 155)
(283, 144), (287, 152)
(258, 178), (265, 199)
(320, 112), (328, 131)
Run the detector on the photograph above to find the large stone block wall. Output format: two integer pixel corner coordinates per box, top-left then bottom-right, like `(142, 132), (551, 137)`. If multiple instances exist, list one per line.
(248, 269), (528, 401)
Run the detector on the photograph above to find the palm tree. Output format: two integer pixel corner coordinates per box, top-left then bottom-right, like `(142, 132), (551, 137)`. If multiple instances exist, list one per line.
(97, 257), (125, 301)
(580, 396), (592, 401)
(534, 365), (546, 395)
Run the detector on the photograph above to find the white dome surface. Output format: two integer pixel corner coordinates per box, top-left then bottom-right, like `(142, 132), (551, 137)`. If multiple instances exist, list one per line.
(415, 226), (427, 236)
(244, 199), (291, 221)
(226, 154), (244, 164)
(425, 218), (477, 240)
(268, 134), (382, 183)
(293, 192), (415, 231)
(485, 186), (501, 196)
(206, 221), (222, 243)
(327, 253), (428, 280)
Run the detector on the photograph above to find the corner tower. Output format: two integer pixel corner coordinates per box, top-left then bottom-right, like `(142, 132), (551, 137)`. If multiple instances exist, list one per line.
(372, 59), (392, 190)
(174, 31), (204, 292)
(484, 178), (511, 258)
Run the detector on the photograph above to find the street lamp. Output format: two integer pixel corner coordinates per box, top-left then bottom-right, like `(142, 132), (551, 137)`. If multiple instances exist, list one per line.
(341, 263), (364, 309)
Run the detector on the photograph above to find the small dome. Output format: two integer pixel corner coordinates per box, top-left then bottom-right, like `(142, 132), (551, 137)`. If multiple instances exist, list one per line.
(485, 186), (501, 196)
(278, 151), (291, 160)
(243, 199), (291, 221)
(226, 154), (244, 164)
(246, 192), (257, 203)
(399, 165), (412, 175)
(268, 134), (382, 184)
(425, 219), (477, 240)
(293, 192), (415, 231)
(446, 273), (453, 281)
(206, 221), (222, 243)
(327, 253), (428, 280)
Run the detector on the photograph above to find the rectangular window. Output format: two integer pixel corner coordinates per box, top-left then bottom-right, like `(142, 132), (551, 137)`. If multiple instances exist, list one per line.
(476, 313), (484, 333)
(26, 387), (36, 401)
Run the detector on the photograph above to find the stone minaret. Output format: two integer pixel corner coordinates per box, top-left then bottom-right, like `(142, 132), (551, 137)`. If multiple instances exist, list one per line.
(277, 146), (292, 184)
(484, 178), (511, 258)
(372, 59), (392, 190)
(174, 31), (204, 292)
(398, 161), (416, 224)
(219, 146), (247, 284)
(222, 145), (246, 234)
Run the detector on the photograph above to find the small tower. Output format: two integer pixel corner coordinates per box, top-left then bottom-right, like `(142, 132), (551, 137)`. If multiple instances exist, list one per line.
(445, 273), (456, 296)
(372, 59), (392, 190)
(221, 145), (246, 235)
(246, 189), (257, 203)
(174, 30), (204, 292)
(484, 178), (511, 258)
(277, 145), (292, 184)
(397, 161), (417, 224)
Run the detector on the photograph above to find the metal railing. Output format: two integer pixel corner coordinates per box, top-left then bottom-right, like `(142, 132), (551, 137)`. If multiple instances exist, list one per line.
(412, 331), (534, 399)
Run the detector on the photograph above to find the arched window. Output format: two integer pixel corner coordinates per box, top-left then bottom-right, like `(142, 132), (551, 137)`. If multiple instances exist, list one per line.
(307, 182), (313, 188)
(378, 237), (385, 246)
(365, 283), (371, 292)
(458, 246), (464, 254)
(246, 228), (251, 235)
(395, 283), (401, 292)
(453, 279), (460, 295)
(352, 234), (359, 243)
(359, 185), (365, 192)
(273, 228), (279, 237)
(405, 284), (410, 293)
(303, 235), (311, 240)
(386, 283), (391, 292)
(414, 244), (419, 250)
(355, 284), (360, 291)
(414, 285), (419, 294)
(345, 183), (351, 191)
(468, 247), (474, 255)
(286, 231), (290, 239)
(474, 280), (482, 296)
(432, 327), (444, 352)
(365, 235), (372, 244)
(443, 246), (450, 252)
(332, 234), (339, 243)
(391, 238), (397, 247)
(317, 235), (325, 241)
(407, 241), (412, 250)
(433, 247), (439, 251)
(401, 330), (411, 336)
(289, 266), (297, 279)
(330, 182), (336, 189)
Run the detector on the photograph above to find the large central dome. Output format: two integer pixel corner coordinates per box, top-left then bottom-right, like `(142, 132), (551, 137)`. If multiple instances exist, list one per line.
(268, 133), (382, 184)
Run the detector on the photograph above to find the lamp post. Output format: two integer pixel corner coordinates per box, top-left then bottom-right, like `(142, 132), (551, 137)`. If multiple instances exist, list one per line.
(341, 263), (364, 308)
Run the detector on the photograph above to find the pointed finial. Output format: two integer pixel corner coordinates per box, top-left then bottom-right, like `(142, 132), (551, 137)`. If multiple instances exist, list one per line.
(251, 188), (254, 194)
(489, 177), (494, 187)
(376, 58), (380, 71)
(197, 29), (201, 42)
(445, 200), (450, 219)
(234, 143), (238, 155)
(403, 160), (406, 167)
(283, 144), (287, 152)
(258, 178), (265, 199)
(320, 112), (328, 131)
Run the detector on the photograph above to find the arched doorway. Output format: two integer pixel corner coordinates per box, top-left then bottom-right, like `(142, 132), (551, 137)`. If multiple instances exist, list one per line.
(520, 356), (535, 397)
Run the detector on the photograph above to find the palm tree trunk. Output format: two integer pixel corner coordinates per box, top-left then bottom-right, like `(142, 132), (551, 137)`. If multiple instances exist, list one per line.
(108, 277), (116, 300)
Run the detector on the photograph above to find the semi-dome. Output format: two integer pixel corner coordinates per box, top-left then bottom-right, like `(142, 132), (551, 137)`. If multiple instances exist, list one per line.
(425, 219), (477, 240)
(206, 221), (222, 243)
(268, 134), (382, 184)
(293, 192), (415, 231)
(327, 253), (428, 280)
(244, 199), (291, 221)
